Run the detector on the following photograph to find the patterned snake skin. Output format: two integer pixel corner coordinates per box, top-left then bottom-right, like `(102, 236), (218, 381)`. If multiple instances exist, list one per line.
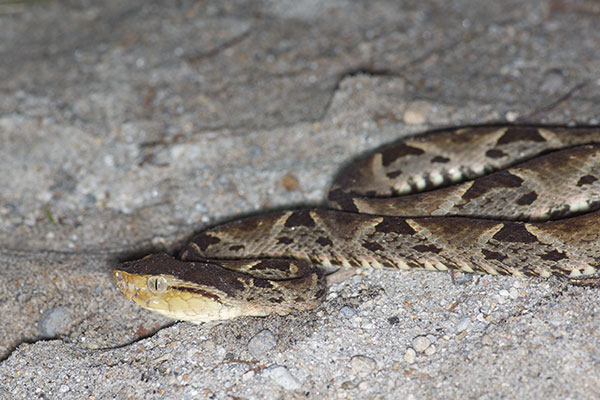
(114, 126), (600, 322)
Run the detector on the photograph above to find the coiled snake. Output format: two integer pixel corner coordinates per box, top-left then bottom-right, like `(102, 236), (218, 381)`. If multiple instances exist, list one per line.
(114, 126), (600, 322)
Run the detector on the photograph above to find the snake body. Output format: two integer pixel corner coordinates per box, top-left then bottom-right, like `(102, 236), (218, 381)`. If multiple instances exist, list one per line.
(114, 125), (600, 322)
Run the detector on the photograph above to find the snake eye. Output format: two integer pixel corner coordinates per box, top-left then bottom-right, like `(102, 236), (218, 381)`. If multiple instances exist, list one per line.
(147, 276), (168, 294)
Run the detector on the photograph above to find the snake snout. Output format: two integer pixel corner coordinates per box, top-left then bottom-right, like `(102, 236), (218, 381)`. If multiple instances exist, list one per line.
(113, 270), (134, 296)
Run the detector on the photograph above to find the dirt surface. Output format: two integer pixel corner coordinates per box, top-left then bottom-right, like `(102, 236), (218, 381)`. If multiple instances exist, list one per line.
(1, 0), (600, 399)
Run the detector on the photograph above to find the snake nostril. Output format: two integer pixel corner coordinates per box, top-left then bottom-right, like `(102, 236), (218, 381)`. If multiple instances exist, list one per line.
(113, 271), (129, 292)
(114, 271), (125, 285)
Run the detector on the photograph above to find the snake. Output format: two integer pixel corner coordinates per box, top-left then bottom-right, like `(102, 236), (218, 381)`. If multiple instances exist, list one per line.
(114, 125), (600, 322)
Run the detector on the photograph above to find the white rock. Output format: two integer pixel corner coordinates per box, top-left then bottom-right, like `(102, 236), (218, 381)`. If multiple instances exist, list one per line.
(424, 345), (437, 356)
(242, 370), (255, 381)
(404, 348), (416, 364)
(351, 355), (377, 376)
(412, 336), (431, 352)
(264, 365), (301, 390)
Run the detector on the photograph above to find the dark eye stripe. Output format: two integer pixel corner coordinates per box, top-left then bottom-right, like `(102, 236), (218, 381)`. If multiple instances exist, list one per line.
(172, 286), (222, 303)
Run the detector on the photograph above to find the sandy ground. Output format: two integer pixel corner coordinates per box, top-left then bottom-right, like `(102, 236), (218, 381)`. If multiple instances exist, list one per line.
(1, 0), (600, 399)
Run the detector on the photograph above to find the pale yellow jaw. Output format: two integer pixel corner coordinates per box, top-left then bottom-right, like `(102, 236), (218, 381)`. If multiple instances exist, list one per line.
(113, 270), (266, 323)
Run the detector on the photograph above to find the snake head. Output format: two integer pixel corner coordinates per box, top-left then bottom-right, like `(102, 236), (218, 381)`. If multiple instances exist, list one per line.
(113, 253), (325, 323)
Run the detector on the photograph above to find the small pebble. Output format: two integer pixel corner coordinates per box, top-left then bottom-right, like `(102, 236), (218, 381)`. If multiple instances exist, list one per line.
(509, 287), (519, 299)
(281, 173), (299, 191)
(403, 101), (430, 125)
(505, 111), (519, 122)
(341, 380), (356, 390)
(475, 313), (487, 323)
(248, 330), (277, 358)
(451, 271), (475, 285)
(540, 69), (564, 93)
(424, 345), (437, 356)
(264, 365), (301, 390)
(412, 336), (431, 352)
(404, 348), (416, 364)
(38, 306), (72, 338)
(481, 334), (494, 346)
(358, 381), (372, 391)
(186, 348), (202, 365)
(339, 306), (357, 318)
(455, 318), (471, 333)
(513, 280), (523, 288)
(350, 355), (376, 377)
(242, 370), (255, 381)
(498, 289), (509, 297)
